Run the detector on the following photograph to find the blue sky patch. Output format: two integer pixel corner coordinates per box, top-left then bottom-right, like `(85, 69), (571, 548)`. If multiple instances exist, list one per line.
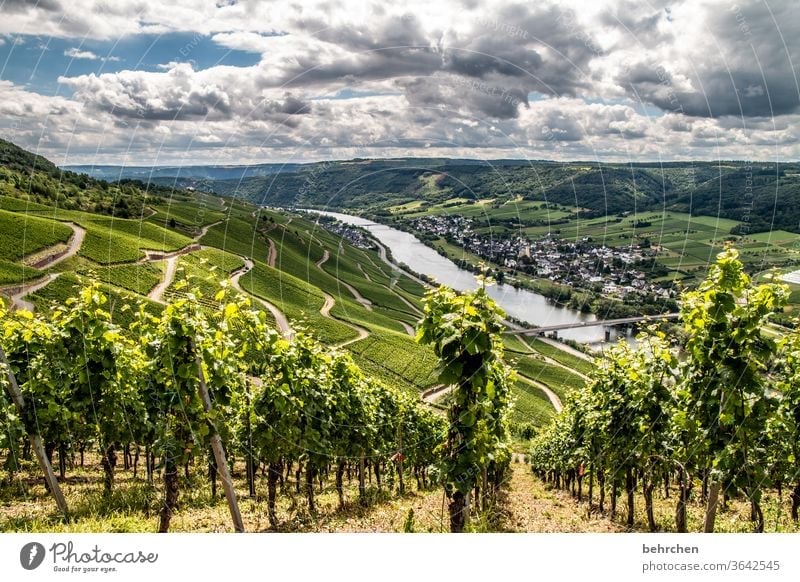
(0, 32), (262, 94)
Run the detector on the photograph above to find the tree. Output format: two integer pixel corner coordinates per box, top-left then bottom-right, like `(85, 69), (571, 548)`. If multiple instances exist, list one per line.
(417, 277), (512, 532)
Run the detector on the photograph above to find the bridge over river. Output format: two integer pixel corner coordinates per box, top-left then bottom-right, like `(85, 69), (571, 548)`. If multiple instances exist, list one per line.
(508, 313), (680, 339)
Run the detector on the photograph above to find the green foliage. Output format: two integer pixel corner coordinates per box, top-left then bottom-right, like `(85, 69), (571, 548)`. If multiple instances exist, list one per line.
(79, 263), (163, 296)
(418, 277), (512, 529)
(346, 330), (440, 391)
(529, 245), (794, 533)
(0, 260), (41, 285)
(676, 246), (788, 527)
(79, 218), (192, 264)
(0, 209), (73, 262)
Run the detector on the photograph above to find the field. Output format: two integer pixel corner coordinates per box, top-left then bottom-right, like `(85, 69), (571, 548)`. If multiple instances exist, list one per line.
(507, 353), (586, 402)
(79, 262), (164, 295)
(396, 199), (800, 293)
(200, 217), (271, 264)
(78, 217), (192, 264)
(3, 453), (797, 534)
(0, 260), (41, 285)
(509, 379), (556, 426)
(0, 209), (73, 262)
(237, 260), (358, 345)
(346, 330), (440, 392)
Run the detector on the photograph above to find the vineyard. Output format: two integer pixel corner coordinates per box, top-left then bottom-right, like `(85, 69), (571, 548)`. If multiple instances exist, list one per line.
(0, 209), (73, 262)
(529, 248), (800, 532)
(3, 138), (799, 533)
(0, 283), (449, 532)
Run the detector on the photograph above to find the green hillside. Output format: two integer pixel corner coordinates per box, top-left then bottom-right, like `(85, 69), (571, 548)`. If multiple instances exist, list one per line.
(0, 139), (600, 433)
(207, 158), (800, 234)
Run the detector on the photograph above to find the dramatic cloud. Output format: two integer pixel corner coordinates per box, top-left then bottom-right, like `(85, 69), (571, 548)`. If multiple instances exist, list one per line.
(1, 0), (799, 164)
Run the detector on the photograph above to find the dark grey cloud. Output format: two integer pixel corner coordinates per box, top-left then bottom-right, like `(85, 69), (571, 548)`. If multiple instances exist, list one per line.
(444, 37), (544, 79)
(599, 1), (671, 49)
(535, 110), (584, 142)
(397, 76), (529, 120)
(618, 1), (800, 118)
(1, 0), (60, 13)
(266, 3), (604, 113)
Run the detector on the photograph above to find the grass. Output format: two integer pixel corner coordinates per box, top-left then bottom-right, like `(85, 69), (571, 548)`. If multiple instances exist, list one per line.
(0, 209), (73, 262)
(509, 353), (586, 402)
(527, 338), (595, 376)
(200, 217), (270, 264)
(165, 248), (246, 303)
(28, 273), (163, 328)
(79, 218), (192, 264)
(0, 260), (42, 285)
(346, 329), (440, 392)
(238, 260), (357, 345)
(6, 455), (792, 533)
(148, 202), (226, 233)
(78, 262), (164, 296)
(509, 379), (556, 426)
(0, 454), (451, 533)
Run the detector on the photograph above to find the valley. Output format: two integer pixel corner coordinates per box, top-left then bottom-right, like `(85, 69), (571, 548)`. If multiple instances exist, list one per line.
(2, 138), (800, 535)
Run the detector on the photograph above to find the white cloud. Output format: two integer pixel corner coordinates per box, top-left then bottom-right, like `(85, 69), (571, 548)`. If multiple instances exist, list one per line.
(65, 47), (100, 60)
(0, 0), (797, 163)
(64, 47), (121, 61)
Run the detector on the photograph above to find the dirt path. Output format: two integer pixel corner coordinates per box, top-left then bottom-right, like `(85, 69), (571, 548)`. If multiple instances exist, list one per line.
(537, 335), (594, 363)
(316, 249), (373, 311)
(517, 374), (563, 412)
(421, 384), (453, 404)
(142, 219), (226, 301)
(360, 258), (423, 319)
(498, 463), (622, 532)
(391, 289), (423, 316)
(7, 273), (61, 312)
(320, 292), (369, 348)
(372, 239), (430, 288)
(23, 223), (86, 269)
(366, 255), (390, 278)
(147, 255), (179, 304)
(357, 263), (372, 281)
(315, 249), (330, 269)
(5, 222), (86, 311)
(399, 321), (415, 336)
(514, 334), (591, 383)
(421, 374), (562, 412)
(341, 281), (372, 310)
(267, 238), (277, 268)
(197, 220), (222, 240)
(230, 259), (292, 337)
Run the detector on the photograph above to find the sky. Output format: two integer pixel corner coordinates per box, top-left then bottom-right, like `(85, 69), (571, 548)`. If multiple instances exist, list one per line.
(0, 0), (798, 165)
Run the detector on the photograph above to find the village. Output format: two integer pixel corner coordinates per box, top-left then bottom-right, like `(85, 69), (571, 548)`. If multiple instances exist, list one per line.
(314, 215), (375, 250)
(409, 215), (676, 300)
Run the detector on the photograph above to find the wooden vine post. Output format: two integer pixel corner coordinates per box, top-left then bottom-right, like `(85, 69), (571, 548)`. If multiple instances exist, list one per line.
(0, 344), (68, 516)
(192, 340), (244, 533)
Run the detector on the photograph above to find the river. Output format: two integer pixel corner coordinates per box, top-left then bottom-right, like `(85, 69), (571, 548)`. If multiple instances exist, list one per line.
(306, 209), (628, 345)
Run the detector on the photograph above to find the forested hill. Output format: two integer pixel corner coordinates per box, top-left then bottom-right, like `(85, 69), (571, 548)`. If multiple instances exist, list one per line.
(200, 158), (800, 234)
(0, 138), (192, 218)
(231, 160), (800, 234)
